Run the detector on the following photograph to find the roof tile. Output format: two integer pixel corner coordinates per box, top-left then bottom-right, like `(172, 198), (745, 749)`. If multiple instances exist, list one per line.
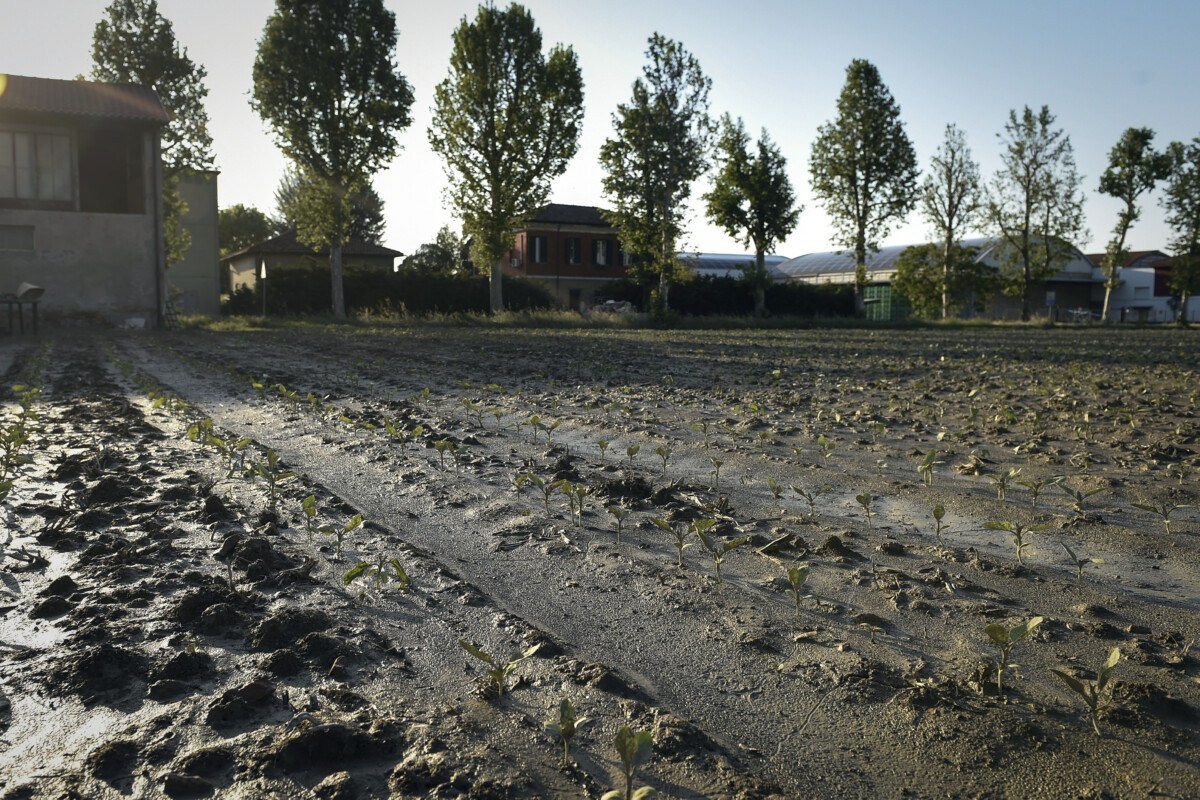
(0, 74), (169, 125)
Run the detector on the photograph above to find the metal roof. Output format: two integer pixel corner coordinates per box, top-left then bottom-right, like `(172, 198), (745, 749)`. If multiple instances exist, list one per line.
(0, 74), (169, 125)
(679, 252), (789, 279)
(222, 229), (404, 262)
(522, 203), (612, 228)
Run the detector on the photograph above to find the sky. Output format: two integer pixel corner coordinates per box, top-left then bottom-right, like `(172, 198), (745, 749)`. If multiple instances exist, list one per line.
(5, 0), (1200, 260)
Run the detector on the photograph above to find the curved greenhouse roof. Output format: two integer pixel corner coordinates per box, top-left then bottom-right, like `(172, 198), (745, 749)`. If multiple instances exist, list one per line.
(679, 252), (789, 280)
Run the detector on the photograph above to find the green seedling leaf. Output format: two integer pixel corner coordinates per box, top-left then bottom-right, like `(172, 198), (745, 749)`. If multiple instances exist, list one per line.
(544, 698), (589, 762)
(785, 564), (811, 615)
(985, 616), (1043, 696)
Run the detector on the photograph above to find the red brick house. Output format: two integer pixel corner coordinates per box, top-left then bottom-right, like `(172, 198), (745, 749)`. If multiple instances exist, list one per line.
(502, 203), (629, 311)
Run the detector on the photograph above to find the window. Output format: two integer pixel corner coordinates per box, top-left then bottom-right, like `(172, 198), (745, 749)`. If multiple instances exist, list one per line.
(620, 248), (635, 267)
(532, 235), (548, 264)
(593, 239), (612, 267)
(564, 237), (582, 265)
(0, 130), (71, 203)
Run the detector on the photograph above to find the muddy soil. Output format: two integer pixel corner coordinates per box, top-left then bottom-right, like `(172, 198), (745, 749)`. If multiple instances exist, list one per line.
(0, 324), (1198, 799)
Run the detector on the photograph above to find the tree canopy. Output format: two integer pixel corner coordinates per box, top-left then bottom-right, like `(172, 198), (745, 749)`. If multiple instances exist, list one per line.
(428, 3), (584, 313)
(893, 242), (996, 320)
(1161, 138), (1200, 325)
(704, 114), (799, 316)
(920, 124), (983, 319)
(985, 106), (1086, 321)
(1097, 128), (1171, 321)
(251, 0), (414, 318)
(401, 226), (466, 276)
(809, 59), (919, 312)
(273, 167), (387, 246)
(218, 204), (274, 257)
(600, 34), (712, 310)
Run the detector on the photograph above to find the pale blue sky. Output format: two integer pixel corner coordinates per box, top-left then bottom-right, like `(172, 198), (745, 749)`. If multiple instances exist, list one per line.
(5, 0), (1199, 259)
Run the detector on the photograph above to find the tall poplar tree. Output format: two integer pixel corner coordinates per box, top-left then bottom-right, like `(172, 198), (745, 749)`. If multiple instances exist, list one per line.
(428, 3), (584, 314)
(808, 59), (919, 313)
(600, 34), (712, 310)
(252, 0), (414, 318)
(1097, 127), (1171, 322)
(704, 114), (800, 315)
(1161, 138), (1200, 325)
(920, 124), (983, 319)
(985, 106), (1086, 321)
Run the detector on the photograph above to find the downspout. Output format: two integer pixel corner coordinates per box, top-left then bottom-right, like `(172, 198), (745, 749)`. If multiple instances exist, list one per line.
(151, 130), (167, 328)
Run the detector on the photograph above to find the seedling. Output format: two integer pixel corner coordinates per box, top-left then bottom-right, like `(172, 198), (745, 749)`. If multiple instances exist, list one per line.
(600, 726), (656, 800)
(559, 481), (588, 526)
(651, 517), (691, 567)
(321, 512), (363, 560)
(1131, 500), (1191, 534)
(784, 564), (810, 616)
(187, 417), (215, 450)
(626, 445), (640, 465)
(694, 520), (748, 584)
(434, 439), (454, 470)
(985, 616), (1042, 696)
(249, 448), (295, 516)
(544, 698), (589, 763)
(344, 551), (412, 593)
(791, 483), (832, 517)
(457, 640), (541, 700)
(768, 478), (784, 507)
(301, 494), (319, 541)
(932, 504), (949, 546)
(1057, 481), (1106, 515)
(985, 467), (1021, 501)
(1052, 647), (1120, 736)
(868, 420), (886, 443)
(816, 434), (836, 467)
(983, 520), (1051, 565)
(520, 475), (558, 517)
(918, 449), (944, 487)
(607, 505), (630, 543)
(692, 420), (712, 448)
(855, 492), (877, 531)
(1061, 541), (1104, 585)
(875, 459), (887, 476)
(859, 622), (884, 643)
(1016, 476), (1064, 510)
(598, 439), (610, 460)
(710, 457), (724, 489)
(654, 446), (672, 476)
(181, 632), (201, 654)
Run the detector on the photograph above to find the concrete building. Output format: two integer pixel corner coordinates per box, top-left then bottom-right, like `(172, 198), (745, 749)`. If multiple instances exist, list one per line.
(222, 229), (403, 301)
(0, 73), (169, 326)
(170, 170), (221, 316)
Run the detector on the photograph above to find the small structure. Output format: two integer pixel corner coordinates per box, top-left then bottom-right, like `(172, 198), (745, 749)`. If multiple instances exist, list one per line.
(0, 73), (169, 326)
(170, 170), (221, 316)
(1083, 250), (1194, 323)
(678, 252), (789, 281)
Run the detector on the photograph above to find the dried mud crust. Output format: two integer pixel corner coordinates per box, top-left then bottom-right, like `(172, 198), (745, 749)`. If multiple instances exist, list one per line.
(0, 325), (1195, 799)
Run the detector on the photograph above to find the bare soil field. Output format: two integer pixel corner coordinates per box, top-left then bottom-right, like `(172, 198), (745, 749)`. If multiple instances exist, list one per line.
(0, 323), (1198, 799)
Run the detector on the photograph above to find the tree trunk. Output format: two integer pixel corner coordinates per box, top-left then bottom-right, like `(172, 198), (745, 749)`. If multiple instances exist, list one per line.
(1101, 285), (1113, 323)
(755, 249), (767, 317)
(490, 258), (504, 314)
(853, 262), (867, 315)
(941, 237), (951, 320)
(1178, 291), (1191, 327)
(330, 242), (345, 319)
(658, 272), (670, 310)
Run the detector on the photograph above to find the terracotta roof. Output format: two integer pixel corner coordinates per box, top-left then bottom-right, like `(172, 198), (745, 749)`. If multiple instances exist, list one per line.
(0, 74), (169, 125)
(1084, 250), (1169, 268)
(222, 229), (403, 261)
(522, 203), (612, 228)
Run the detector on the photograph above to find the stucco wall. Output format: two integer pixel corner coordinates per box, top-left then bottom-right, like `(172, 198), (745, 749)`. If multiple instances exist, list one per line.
(170, 171), (221, 316)
(0, 206), (158, 324)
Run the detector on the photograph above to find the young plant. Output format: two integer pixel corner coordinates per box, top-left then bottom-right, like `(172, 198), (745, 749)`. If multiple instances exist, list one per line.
(985, 616), (1043, 696)
(1051, 647), (1120, 736)
(344, 551), (412, 593)
(917, 449), (944, 487)
(434, 439), (454, 470)
(626, 444), (640, 466)
(321, 512), (364, 560)
(1061, 541), (1104, 585)
(985, 467), (1021, 501)
(607, 505), (630, 543)
(250, 448), (295, 516)
(785, 564), (811, 616)
(859, 622), (884, 643)
(709, 456), (724, 489)
(875, 459), (887, 476)
(600, 727), (656, 800)
(1131, 500), (1191, 534)
(544, 698), (589, 763)
(521, 475), (558, 518)
(932, 504), (949, 546)
(457, 640), (541, 700)
(1056, 481), (1105, 515)
(855, 492), (877, 531)
(654, 446), (672, 476)
(651, 517), (691, 567)
(816, 434), (836, 467)
(1016, 476), (1064, 510)
(694, 520), (748, 584)
(768, 478), (784, 508)
(983, 520), (1051, 565)
(868, 420), (886, 443)
(692, 420), (712, 448)
(301, 494), (319, 541)
(598, 439), (610, 460)
(791, 483), (832, 517)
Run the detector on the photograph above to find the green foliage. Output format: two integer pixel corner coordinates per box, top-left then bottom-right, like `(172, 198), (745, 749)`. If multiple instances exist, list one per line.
(785, 564), (811, 616)
(985, 106), (1086, 321)
(457, 640), (541, 700)
(654, 446), (672, 476)
(893, 242), (995, 320)
(401, 225), (466, 276)
(301, 494), (318, 541)
(694, 520), (747, 583)
(600, 34), (711, 306)
(544, 699), (588, 763)
(704, 114), (800, 316)
(249, 448), (295, 515)
(1056, 481), (1106, 515)
(344, 552), (412, 593)
(626, 444), (640, 465)
(1016, 476), (1064, 509)
(816, 434), (836, 467)
(985, 616), (1043, 696)
(251, 0), (414, 317)
(791, 483), (831, 517)
(1052, 647), (1120, 736)
(918, 448), (944, 486)
(273, 167), (388, 246)
(1061, 541), (1104, 585)
(607, 505), (630, 543)
(932, 504), (949, 546)
(808, 59), (919, 310)
(429, 3), (584, 313)
(218, 203), (275, 257)
(985, 467), (1021, 501)
(1131, 501), (1191, 534)
(321, 512), (363, 560)
(651, 517), (691, 567)
(1162, 138), (1200, 324)
(854, 492), (877, 530)
(709, 456), (724, 489)
(983, 520), (1052, 565)
(600, 726), (656, 800)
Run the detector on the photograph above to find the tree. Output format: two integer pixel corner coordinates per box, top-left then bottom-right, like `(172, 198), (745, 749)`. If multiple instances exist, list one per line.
(920, 124), (983, 319)
(809, 59), (919, 313)
(273, 167), (387, 245)
(1097, 128), (1171, 322)
(600, 34), (712, 309)
(429, 3), (583, 314)
(218, 204), (274, 256)
(892, 242), (996, 320)
(704, 114), (800, 316)
(402, 226), (466, 276)
(251, 0), (414, 318)
(985, 106), (1086, 321)
(91, 0), (214, 274)
(1161, 138), (1200, 325)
